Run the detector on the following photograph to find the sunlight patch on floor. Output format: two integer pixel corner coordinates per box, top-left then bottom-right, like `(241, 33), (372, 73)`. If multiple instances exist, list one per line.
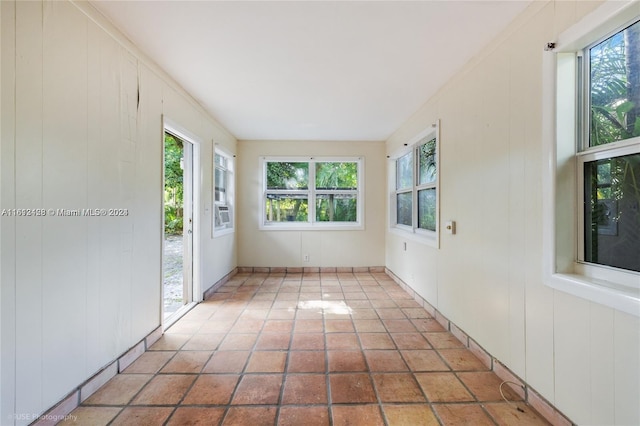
(297, 300), (353, 315)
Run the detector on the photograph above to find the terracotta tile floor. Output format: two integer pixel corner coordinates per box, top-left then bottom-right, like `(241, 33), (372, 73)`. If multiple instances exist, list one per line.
(62, 271), (551, 425)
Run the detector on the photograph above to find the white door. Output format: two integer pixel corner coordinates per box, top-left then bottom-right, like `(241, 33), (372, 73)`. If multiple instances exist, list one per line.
(182, 140), (194, 307)
(163, 131), (194, 322)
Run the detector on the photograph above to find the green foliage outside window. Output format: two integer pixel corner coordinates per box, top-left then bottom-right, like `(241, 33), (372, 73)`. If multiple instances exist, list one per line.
(316, 195), (357, 222)
(589, 20), (640, 146)
(396, 193), (412, 226)
(315, 162), (358, 189)
(315, 162), (358, 222)
(418, 189), (436, 231)
(397, 152), (413, 190)
(418, 139), (436, 185)
(265, 196), (309, 222)
(266, 162), (308, 189)
(265, 160), (358, 223)
(585, 20), (640, 272)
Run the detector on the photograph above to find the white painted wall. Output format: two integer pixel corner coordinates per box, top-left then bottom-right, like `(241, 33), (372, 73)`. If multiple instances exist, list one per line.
(237, 140), (385, 268)
(385, 1), (639, 425)
(0, 0), (3, 420)
(2, 0), (638, 424)
(0, 1), (236, 423)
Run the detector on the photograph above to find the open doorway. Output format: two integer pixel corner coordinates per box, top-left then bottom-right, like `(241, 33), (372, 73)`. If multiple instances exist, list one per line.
(163, 130), (195, 323)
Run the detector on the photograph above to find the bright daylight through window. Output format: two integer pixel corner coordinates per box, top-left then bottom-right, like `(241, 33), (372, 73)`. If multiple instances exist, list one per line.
(545, 1), (640, 316)
(214, 152), (233, 232)
(391, 122), (439, 246)
(579, 19), (640, 273)
(262, 158), (362, 229)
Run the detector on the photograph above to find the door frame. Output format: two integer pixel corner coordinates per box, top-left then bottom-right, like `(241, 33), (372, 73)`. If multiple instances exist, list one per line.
(162, 116), (202, 328)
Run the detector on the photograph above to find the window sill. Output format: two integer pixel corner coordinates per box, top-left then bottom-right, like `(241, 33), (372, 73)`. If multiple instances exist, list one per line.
(545, 272), (640, 317)
(390, 226), (438, 248)
(541, 0), (640, 319)
(260, 222), (364, 231)
(213, 227), (234, 238)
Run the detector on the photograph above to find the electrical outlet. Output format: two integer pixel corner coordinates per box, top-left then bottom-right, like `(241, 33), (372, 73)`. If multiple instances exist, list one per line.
(303, 254), (310, 262)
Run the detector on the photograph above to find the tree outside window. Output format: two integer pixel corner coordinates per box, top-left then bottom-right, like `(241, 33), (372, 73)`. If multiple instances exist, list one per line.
(582, 19), (640, 273)
(263, 158), (361, 227)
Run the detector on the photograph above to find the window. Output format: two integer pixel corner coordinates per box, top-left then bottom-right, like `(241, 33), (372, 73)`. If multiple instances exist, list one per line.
(214, 151), (234, 234)
(261, 157), (362, 229)
(544, 0), (640, 316)
(578, 20), (640, 273)
(390, 122), (439, 246)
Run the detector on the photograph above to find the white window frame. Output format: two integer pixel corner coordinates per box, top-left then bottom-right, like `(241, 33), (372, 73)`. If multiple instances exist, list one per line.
(389, 121), (440, 248)
(213, 148), (234, 237)
(259, 156), (364, 231)
(543, 0), (640, 317)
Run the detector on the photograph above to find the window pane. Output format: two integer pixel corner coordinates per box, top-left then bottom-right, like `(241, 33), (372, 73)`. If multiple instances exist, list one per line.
(418, 189), (436, 231)
(397, 152), (413, 190)
(589, 20), (640, 147)
(396, 192), (412, 226)
(418, 138), (437, 185)
(316, 194), (357, 222)
(266, 162), (308, 189)
(315, 162), (358, 189)
(215, 167), (226, 203)
(584, 153), (640, 272)
(215, 154), (226, 168)
(265, 194), (308, 222)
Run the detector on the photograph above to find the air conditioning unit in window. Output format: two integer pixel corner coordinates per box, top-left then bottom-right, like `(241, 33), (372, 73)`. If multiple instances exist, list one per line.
(215, 205), (231, 226)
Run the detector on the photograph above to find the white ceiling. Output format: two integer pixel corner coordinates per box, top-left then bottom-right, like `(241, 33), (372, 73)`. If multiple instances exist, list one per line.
(91, 1), (532, 141)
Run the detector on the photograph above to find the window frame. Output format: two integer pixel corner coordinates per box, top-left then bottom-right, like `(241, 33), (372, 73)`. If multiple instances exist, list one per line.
(543, 0), (640, 316)
(259, 156), (364, 231)
(213, 148), (234, 237)
(389, 121), (440, 248)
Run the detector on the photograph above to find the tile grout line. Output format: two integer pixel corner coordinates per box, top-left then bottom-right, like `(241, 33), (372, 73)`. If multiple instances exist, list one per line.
(223, 272), (268, 422)
(61, 269), (556, 426)
(274, 273), (292, 425)
(380, 286), (436, 423)
(368, 274), (395, 426)
(216, 272), (253, 426)
(385, 267), (567, 426)
(321, 278), (334, 426)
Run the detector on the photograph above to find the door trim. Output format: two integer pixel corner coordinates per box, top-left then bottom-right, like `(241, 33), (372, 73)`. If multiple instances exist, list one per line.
(162, 116), (202, 328)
